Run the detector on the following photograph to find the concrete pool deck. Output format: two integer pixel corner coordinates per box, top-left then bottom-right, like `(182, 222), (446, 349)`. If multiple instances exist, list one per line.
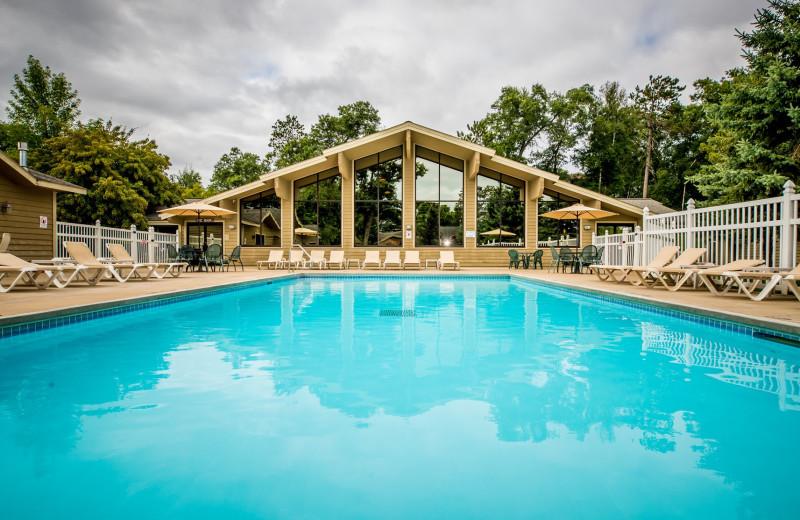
(1, 267), (798, 336)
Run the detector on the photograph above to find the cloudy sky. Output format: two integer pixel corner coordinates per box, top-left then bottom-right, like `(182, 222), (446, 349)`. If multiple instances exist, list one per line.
(0, 0), (765, 181)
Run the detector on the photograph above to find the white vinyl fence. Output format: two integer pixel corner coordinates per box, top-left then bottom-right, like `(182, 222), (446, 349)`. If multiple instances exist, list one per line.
(57, 220), (179, 263)
(593, 181), (800, 268)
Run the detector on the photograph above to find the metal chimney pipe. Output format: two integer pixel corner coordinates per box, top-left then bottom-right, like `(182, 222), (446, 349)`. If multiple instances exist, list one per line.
(17, 142), (28, 168)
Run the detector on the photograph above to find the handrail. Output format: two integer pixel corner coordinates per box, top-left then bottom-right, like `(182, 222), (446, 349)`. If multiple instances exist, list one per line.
(290, 243), (312, 272)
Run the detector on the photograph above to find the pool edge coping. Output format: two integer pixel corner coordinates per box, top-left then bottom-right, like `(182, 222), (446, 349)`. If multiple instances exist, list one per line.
(1, 272), (798, 341)
(509, 274), (800, 339)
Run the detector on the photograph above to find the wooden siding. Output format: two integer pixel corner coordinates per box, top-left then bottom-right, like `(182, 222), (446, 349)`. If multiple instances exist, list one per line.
(0, 172), (56, 260)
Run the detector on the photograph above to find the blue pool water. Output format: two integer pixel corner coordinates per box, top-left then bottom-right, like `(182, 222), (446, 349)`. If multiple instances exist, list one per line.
(1, 277), (799, 519)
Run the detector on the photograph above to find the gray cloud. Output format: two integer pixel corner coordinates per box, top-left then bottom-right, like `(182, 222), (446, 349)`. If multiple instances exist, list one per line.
(0, 0), (765, 181)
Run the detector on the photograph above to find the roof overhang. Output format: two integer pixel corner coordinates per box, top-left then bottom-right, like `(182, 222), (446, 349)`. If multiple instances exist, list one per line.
(201, 121), (642, 218)
(0, 150), (87, 195)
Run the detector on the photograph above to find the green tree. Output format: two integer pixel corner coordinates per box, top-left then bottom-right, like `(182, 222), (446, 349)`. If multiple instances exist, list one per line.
(459, 84), (551, 164)
(171, 166), (216, 199)
(209, 147), (269, 192)
(631, 75), (685, 198)
(44, 119), (181, 227)
(532, 85), (596, 176)
(5, 55), (80, 154)
(574, 82), (642, 197)
(689, 0), (800, 203)
(266, 101), (382, 169)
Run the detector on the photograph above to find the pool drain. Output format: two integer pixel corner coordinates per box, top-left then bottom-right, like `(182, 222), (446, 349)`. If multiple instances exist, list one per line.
(379, 309), (416, 317)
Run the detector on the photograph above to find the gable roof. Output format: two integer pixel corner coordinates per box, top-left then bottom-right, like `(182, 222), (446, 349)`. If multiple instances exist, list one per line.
(618, 198), (676, 215)
(203, 121), (643, 216)
(0, 150), (86, 194)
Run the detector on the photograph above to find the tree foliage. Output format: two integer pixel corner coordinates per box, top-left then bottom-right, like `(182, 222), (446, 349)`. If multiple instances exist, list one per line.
(43, 119), (181, 228)
(688, 0), (800, 204)
(210, 147), (270, 192)
(459, 84), (595, 177)
(266, 101), (382, 170)
(171, 166), (216, 199)
(5, 55), (80, 152)
(631, 75), (685, 198)
(573, 82), (643, 198)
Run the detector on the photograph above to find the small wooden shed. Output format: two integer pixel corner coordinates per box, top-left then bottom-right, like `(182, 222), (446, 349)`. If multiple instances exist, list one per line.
(0, 150), (86, 260)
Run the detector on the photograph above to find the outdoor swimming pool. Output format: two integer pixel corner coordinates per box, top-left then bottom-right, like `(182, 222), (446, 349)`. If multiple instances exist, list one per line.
(1, 276), (798, 519)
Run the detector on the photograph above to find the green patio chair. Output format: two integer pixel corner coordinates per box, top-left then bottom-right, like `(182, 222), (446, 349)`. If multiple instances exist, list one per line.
(559, 247), (576, 273)
(547, 246), (559, 272)
(166, 244), (180, 263)
(508, 249), (521, 269)
(179, 245), (197, 272)
(224, 245), (244, 271)
(205, 244), (226, 272)
(576, 245), (598, 274)
(595, 246), (605, 266)
(530, 250), (543, 269)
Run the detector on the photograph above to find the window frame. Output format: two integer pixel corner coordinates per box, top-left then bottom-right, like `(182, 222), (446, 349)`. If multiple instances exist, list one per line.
(475, 168), (526, 248)
(293, 168), (342, 247)
(353, 146), (404, 248)
(414, 147), (465, 248)
(239, 189), (281, 248)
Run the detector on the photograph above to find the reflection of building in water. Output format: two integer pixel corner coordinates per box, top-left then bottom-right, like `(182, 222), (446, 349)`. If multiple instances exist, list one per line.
(641, 323), (800, 412)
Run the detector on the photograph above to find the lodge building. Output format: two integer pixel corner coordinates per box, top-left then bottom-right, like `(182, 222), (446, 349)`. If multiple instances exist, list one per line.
(164, 122), (646, 267)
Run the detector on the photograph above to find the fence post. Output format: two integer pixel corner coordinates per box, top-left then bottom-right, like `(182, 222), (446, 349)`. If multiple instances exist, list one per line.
(148, 226), (155, 263)
(633, 225), (641, 266)
(686, 198), (695, 250)
(780, 181), (796, 269)
(642, 207), (650, 263)
(604, 229), (609, 264)
(95, 220), (102, 257)
(176, 229), (181, 248)
(130, 224), (138, 261)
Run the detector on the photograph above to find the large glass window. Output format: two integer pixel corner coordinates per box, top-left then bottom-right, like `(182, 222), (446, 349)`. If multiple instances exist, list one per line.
(354, 146), (403, 247)
(415, 147), (464, 247)
(240, 189), (281, 247)
(476, 169), (525, 247)
(538, 189), (579, 247)
(294, 168), (342, 246)
(187, 222), (223, 251)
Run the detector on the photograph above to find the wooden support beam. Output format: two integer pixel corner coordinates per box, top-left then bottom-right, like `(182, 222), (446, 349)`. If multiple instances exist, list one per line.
(274, 177), (291, 200)
(405, 130), (412, 162)
(337, 152), (352, 180)
(467, 151), (480, 180)
(529, 176), (544, 201)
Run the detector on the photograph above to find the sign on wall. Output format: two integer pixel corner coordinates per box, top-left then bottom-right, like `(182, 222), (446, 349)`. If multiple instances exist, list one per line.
(39, 216), (48, 229)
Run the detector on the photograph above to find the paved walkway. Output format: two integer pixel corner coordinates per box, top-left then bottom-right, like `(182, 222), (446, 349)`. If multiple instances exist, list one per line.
(1, 267), (798, 334)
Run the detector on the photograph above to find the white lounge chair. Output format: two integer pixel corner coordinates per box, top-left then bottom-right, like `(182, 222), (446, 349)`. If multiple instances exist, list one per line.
(383, 250), (402, 269)
(0, 252), (87, 292)
(282, 250), (305, 269)
(328, 251), (345, 269)
(64, 241), (156, 282)
(0, 233), (9, 253)
(363, 251), (381, 269)
(257, 250), (285, 270)
(703, 264), (800, 301)
(590, 246), (679, 283)
(437, 251), (459, 270)
(646, 259), (765, 292)
(308, 250), (327, 269)
(107, 243), (187, 279)
(626, 248), (707, 287)
(403, 251), (421, 270)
